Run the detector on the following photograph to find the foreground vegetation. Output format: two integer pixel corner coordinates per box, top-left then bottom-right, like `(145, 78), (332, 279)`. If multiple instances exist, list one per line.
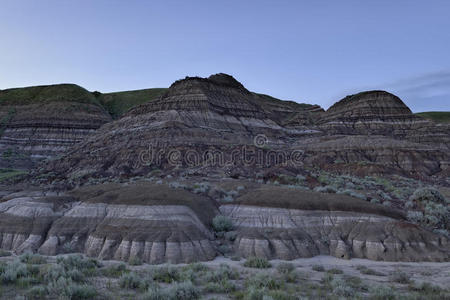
(0, 252), (448, 299)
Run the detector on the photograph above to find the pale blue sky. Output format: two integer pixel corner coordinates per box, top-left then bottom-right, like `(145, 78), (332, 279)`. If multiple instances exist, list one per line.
(1, 0), (449, 112)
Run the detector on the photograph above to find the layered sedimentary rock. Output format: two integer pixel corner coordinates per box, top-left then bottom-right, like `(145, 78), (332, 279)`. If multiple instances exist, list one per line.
(0, 183), (218, 263)
(44, 74), (322, 180)
(319, 91), (425, 135)
(0, 84), (111, 169)
(223, 187), (449, 261)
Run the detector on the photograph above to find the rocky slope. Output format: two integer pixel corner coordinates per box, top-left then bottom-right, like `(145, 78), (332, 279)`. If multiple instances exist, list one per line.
(38, 76), (449, 182)
(0, 183), (218, 263)
(42, 74), (323, 182)
(0, 182), (447, 262)
(0, 84), (111, 169)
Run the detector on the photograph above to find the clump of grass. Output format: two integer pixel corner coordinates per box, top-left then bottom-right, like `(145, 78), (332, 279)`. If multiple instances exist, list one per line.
(144, 281), (199, 300)
(151, 265), (181, 283)
(356, 265), (386, 276)
(327, 268), (344, 274)
(119, 272), (149, 289)
(243, 256), (271, 269)
(246, 272), (283, 290)
(276, 262), (295, 274)
(100, 263), (127, 278)
(389, 270), (412, 284)
(20, 252), (47, 265)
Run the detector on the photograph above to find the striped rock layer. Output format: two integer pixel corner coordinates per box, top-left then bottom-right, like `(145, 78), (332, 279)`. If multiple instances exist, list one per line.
(0, 84), (111, 169)
(0, 184), (218, 263)
(221, 204), (448, 262)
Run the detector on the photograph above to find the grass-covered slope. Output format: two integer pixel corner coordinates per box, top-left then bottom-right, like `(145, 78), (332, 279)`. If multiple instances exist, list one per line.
(415, 111), (450, 123)
(97, 88), (167, 118)
(0, 84), (100, 106)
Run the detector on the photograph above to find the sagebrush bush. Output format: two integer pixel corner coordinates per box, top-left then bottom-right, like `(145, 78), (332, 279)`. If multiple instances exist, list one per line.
(331, 277), (356, 297)
(327, 268), (344, 274)
(20, 252), (47, 265)
(0, 260), (29, 283)
(212, 215), (234, 232)
(100, 263), (127, 277)
(276, 262), (295, 274)
(167, 281), (200, 300)
(204, 263), (238, 283)
(246, 272), (282, 290)
(151, 265), (181, 283)
(119, 272), (148, 289)
(243, 256), (271, 269)
(388, 271), (411, 284)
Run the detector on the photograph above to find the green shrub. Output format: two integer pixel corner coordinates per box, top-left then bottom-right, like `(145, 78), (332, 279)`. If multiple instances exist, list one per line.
(388, 271), (411, 284)
(331, 277), (357, 297)
(276, 262), (295, 274)
(204, 280), (236, 293)
(327, 268), (343, 274)
(356, 265), (386, 276)
(368, 285), (398, 300)
(27, 286), (47, 299)
(167, 281), (200, 300)
(56, 255), (101, 277)
(246, 273), (282, 290)
(204, 264), (239, 283)
(243, 257), (271, 269)
(100, 263), (127, 278)
(151, 265), (181, 283)
(20, 252), (47, 265)
(212, 215), (234, 232)
(0, 261), (29, 283)
(119, 272), (148, 289)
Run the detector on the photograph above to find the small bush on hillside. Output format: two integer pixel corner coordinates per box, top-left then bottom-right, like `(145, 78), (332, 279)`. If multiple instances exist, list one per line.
(27, 286), (47, 299)
(327, 268), (343, 274)
(151, 265), (181, 283)
(20, 252), (47, 265)
(246, 272), (282, 290)
(204, 263), (239, 283)
(409, 188), (447, 204)
(0, 260), (29, 283)
(100, 263), (127, 278)
(368, 285), (398, 300)
(388, 271), (411, 284)
(331, 277), (357, 297)
(276, 262), (295, 274)
(119, 272), (148, 289)
(243, 256), (271, 269)
(356, 265), (386, 276)
(167, 281), (200, 300)
(212, 215), (234, 232)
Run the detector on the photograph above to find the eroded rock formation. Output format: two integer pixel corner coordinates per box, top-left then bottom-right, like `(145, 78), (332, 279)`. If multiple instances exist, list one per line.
(0, 84), (111, 169)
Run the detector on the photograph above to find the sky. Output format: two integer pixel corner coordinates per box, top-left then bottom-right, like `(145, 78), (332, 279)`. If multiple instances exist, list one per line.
(1, 0), (449, 112)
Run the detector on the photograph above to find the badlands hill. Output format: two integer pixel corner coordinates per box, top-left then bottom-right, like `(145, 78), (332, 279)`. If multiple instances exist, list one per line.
(0, 74), (448, 264)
